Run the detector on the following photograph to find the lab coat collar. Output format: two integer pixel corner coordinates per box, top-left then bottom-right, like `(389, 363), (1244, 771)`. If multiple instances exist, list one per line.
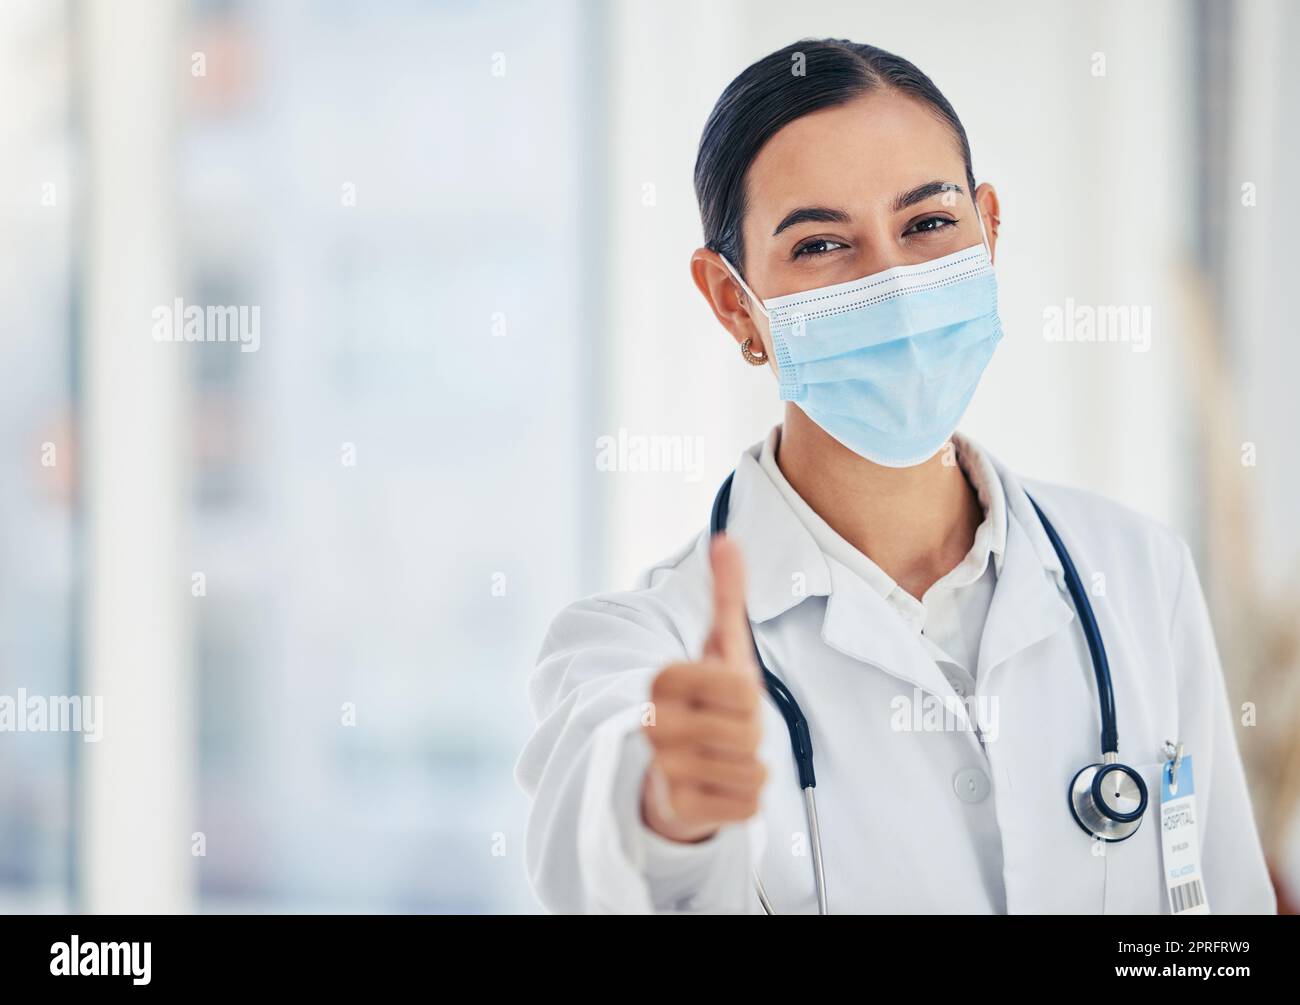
(975, 449), (1075, 679)
(725, 442), (833, 624)
(983, 449), (1066, 589)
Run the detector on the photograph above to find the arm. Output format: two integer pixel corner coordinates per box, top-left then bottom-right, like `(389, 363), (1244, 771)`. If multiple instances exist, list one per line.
(515, 590), (762, 914)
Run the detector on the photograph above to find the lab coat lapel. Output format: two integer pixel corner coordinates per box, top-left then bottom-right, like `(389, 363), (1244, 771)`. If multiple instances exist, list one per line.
(820, 563), (961, 705)
(976, 455), (1075, 679)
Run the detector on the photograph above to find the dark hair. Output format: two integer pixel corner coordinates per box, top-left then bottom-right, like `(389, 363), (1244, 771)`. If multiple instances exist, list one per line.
(693, 38), (977, 276)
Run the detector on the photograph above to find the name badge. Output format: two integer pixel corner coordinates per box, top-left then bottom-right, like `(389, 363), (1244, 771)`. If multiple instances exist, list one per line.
(1160, 748), (1209, 914)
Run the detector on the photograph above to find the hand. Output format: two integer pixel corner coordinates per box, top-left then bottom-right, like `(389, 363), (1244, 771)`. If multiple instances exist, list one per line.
(641, 535), (767, 843)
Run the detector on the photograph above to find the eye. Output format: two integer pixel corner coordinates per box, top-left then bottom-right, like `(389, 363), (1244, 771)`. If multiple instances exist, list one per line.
(792, 238), (848, 259)
(904, 215), (957, 236)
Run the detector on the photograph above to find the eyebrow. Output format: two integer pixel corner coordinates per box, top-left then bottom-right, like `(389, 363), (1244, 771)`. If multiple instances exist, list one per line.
(771, 205), (851, 237)
(771, 181), (966, 238)
(893, 180), (964, 213)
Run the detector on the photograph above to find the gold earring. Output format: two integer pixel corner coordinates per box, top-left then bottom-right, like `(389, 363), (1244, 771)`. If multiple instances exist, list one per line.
(740, 337), (768, 366)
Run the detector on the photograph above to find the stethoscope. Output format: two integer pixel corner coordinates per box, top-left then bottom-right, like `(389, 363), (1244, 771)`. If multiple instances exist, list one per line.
(709, 470), (1148, 915)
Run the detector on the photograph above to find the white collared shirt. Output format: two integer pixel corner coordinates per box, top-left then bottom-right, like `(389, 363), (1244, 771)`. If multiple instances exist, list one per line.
(757, 427), (1005, 697)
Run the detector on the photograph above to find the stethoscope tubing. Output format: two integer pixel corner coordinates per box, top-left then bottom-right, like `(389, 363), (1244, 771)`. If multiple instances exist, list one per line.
(1025, 495), (1120, 755)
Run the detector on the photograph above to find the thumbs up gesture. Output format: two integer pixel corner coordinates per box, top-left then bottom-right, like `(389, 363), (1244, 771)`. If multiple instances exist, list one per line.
(641, 535), (768, 843)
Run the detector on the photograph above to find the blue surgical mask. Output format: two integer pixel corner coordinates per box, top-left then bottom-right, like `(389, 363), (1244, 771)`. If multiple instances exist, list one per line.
(721, 238), (1002, 467)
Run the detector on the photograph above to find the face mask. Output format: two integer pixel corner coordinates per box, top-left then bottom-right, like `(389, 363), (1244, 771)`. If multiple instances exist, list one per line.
(720, 229), (1002, 468)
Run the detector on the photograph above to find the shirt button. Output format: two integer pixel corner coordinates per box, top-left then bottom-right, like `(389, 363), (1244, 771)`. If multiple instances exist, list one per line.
(950, 680), (967, 697)
(954, 767), (990, 804)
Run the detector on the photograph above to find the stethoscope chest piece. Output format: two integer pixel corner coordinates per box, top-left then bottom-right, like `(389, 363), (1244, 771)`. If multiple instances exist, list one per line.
(1068, 761), (1148, 842)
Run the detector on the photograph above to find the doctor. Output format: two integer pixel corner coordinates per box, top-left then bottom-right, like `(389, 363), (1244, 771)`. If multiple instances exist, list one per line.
(516, 38), (1276, 914)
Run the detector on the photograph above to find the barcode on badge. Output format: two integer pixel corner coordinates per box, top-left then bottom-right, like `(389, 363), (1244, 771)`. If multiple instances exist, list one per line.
(1170, 878), (1205, 913)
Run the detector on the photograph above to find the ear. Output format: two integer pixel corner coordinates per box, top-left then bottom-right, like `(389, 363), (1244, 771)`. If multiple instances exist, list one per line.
(689, 247), (773, 360)
(973, 183), (1001, 265)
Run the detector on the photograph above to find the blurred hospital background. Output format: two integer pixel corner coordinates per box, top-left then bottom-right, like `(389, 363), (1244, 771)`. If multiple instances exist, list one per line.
(1, 0), (1297, 913)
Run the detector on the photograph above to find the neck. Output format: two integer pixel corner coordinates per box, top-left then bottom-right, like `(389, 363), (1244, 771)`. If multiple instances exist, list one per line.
(777, 404), (983, 599)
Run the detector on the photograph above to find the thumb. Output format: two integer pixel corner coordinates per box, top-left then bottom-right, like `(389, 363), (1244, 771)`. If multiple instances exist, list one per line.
(702, 534), (757, 673)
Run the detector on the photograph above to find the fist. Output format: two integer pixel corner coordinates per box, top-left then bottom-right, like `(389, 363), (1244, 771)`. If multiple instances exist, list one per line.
(641, 535), (767, 843)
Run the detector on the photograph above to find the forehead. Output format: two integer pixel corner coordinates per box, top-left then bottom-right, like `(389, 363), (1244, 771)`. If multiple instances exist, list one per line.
(743, 90), (966, 226)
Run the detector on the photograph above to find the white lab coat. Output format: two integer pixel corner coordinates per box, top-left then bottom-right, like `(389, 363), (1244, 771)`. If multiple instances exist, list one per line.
(515, 436), (1276, 914)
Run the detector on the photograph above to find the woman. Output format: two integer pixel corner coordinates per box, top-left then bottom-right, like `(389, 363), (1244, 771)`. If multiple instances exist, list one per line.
(516, 38), (1275, 914)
